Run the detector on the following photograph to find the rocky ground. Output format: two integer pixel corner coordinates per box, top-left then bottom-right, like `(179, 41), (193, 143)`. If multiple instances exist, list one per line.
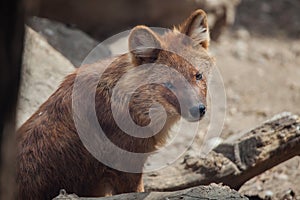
(213, 31), (300, 200)
(215, 1), (300, 199)
(18, 0), (300, 199)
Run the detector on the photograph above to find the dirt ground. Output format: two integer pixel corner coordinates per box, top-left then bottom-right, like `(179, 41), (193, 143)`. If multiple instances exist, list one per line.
(214, 32), (300, 200)
(213, 1), (300, 199)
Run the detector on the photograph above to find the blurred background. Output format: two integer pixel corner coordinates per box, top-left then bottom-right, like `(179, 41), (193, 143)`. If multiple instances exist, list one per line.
(1, 0), (300, 199)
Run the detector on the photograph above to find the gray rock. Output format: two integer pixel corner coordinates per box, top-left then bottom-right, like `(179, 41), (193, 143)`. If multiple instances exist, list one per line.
(17, 27), (75, 127)
(28, 17), (111, 67)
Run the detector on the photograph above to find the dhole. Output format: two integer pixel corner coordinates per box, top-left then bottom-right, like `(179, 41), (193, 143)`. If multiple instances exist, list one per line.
(17, 9), (214, 199)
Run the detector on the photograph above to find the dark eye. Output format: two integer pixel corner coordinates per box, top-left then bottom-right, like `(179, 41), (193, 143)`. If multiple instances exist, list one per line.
(163, 82), (174, 89)
(196, 72), (203, 81)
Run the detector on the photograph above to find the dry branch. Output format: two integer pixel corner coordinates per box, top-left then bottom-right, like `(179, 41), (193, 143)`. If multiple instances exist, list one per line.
(144, 112), (300, 191)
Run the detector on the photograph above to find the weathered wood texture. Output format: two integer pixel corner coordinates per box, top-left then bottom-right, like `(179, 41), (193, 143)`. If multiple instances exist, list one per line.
(53, 184), (248, 200)
(144, 112), (300, 191)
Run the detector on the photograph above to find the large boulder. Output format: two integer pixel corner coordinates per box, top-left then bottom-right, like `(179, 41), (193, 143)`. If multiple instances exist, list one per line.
(17, 27), (75, 127)
(26, 0), (240, 41)
(28, 17), (111, 67)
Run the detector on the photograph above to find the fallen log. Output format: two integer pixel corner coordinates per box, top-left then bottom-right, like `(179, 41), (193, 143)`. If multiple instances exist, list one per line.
(144, 112), (300, 191)
(53, 184), (248, 200)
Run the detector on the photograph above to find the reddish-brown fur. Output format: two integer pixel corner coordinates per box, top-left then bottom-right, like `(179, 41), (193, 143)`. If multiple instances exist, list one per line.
(17, 10), (214, 199)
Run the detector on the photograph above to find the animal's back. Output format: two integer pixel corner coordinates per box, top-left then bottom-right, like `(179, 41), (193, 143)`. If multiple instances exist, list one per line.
(17, 60), (144, 199)
(16, 71), (104, 199)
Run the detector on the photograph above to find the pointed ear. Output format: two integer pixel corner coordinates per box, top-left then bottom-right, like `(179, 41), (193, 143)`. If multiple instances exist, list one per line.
(128, 26), (162, 64)
(179, 9), (210, 49)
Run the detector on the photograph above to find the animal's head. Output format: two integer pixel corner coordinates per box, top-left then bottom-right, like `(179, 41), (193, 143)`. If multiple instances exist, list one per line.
(118, 10), (214, 128)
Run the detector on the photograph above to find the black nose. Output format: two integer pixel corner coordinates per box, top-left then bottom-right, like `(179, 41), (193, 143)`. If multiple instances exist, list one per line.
(199, 104), (206, 116)
(189, 104), (206, 118)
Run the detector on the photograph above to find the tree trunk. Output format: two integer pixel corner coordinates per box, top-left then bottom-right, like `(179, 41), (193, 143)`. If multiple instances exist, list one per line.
(0, 0), (25, 198)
